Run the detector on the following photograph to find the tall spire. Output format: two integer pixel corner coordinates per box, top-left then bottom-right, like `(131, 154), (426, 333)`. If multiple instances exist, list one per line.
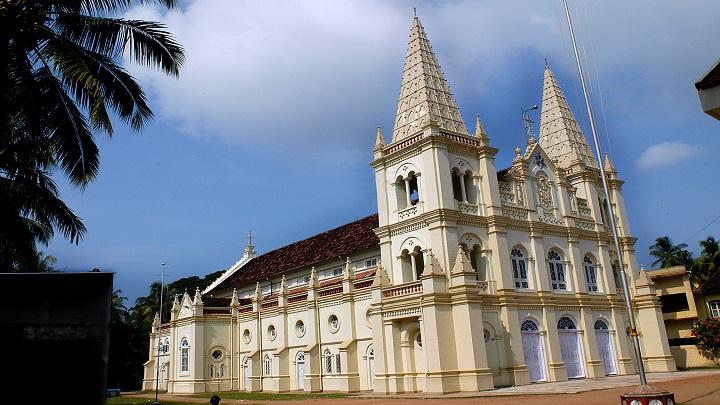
(391, 16), (469, 142)
(538, 66), (598, 169)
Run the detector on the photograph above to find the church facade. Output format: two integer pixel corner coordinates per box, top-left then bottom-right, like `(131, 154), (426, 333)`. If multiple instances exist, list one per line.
(143, 17), (676, 394)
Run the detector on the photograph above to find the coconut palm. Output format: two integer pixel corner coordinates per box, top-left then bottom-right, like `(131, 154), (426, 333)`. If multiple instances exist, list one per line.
(649, 236), (690, 268)
(1, 0), (185, 268)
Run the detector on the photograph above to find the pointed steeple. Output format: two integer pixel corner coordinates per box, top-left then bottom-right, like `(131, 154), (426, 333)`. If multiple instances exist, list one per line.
(539, 66), (598, 169)
(391, 16), (469, 142)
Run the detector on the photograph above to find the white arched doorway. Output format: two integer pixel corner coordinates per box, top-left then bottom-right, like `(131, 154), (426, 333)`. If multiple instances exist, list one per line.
(243, 357), (251, 391)
(366, 345), (375, 390)
(521, 319), (547, 383)
(558, 317), (585, 378)
(296, 351), (306, 390)
(594, 320), (617, 375)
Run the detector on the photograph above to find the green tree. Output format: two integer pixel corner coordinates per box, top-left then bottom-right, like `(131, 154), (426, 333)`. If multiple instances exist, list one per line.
(691, 318), (720, 366)
(649, 236), (692, 269)
(0, 0), (185, 270)
(691, 236), (720, 288)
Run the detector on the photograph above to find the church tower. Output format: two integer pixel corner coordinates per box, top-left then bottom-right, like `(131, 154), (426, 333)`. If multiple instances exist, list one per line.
(371, 15), (500, 283)
(370, 16), (498, 393)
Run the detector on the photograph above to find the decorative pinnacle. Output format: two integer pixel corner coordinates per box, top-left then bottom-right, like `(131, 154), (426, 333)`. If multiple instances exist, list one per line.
(513, 146), (523, 161)
(604, 153), (617, 172)
(193, 287), (203, 305)
(374, 126), (385, 150)
(451, 245), (472, 274)
(475, 114), (489, 143)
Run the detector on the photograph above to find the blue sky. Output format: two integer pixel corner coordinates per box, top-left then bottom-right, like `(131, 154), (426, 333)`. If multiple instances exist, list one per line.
(48, 0), (720, 303)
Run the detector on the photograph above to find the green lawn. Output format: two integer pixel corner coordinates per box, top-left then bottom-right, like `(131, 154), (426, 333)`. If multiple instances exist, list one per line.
(193, 391), (350, 401)
(107, 397), (194, 405)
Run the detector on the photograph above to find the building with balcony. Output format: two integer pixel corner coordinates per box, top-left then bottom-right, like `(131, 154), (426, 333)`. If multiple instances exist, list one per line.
(648, 266), (720, 368)
(143, 16), (675, 394)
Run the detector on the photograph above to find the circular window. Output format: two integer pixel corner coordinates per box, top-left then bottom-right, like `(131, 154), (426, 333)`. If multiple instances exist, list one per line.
(328, 315), (340, 333)
(211, 349), (222, 360)
(295, 320), (306, 337)
(268, 325), (277, 341)
(243, 329), (251, 343)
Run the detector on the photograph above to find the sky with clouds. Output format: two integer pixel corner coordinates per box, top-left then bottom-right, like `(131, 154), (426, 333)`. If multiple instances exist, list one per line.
(48, 0), (720, 302)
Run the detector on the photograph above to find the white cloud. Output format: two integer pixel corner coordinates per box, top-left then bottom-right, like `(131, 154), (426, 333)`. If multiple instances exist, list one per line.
(637, 142), (702, 170)
(122, 0), (720, 155)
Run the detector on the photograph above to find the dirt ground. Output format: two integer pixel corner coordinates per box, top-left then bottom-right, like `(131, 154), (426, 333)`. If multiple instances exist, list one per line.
(132, 372), (720, 405)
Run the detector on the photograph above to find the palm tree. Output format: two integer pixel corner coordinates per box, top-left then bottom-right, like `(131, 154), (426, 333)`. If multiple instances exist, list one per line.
(649, 236), (690, 268)
(1, 0), (185, 268)
(700, 236), (720, 258)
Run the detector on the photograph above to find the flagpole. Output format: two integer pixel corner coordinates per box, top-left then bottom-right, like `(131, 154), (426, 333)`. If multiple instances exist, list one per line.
(561, 0), (647, 385)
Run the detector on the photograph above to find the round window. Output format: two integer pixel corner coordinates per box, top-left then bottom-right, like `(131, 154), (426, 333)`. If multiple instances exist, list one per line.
(328, 314), (340, 333)
(268, 325), (277, 341)
(295, 320), (306, 337)
(243, 329), (251, 343)
(211, 349), (222, 360)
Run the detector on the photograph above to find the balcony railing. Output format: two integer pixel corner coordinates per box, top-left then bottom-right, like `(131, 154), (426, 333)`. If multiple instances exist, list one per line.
(382, 281), (423, 298)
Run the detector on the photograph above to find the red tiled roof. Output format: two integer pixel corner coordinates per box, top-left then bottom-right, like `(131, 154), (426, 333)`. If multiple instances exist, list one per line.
(210, 214), (380, 293)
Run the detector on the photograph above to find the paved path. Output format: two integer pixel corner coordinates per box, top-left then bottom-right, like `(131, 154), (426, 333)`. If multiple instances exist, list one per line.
(125, 370), (720, 404)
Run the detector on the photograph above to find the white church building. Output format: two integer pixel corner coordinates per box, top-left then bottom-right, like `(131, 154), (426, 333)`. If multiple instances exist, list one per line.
(143, 16), (676, 394)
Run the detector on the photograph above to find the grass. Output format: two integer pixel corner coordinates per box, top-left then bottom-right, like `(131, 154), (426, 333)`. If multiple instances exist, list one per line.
(193, 391), (351, 401)
(107, 397), (194, 405)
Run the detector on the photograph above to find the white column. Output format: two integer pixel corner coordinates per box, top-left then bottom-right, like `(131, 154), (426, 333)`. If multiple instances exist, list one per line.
(410, 254), (417, 280)
(404, 178), (411, 207)
(459, 174), (468, 203)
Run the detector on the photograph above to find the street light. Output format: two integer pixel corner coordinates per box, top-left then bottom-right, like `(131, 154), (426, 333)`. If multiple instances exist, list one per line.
(154, 261), (168, 405)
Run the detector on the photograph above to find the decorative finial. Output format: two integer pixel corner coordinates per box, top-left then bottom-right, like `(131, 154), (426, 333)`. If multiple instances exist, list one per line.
(545, 57), (549, 67)
(413, 7), (417, 17)
(514, 146), (522, 161)
(247, 230), (253, 246)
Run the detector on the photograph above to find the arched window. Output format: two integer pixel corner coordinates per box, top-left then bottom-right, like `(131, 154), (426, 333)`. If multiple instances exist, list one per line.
(547, 250), (566, 291)
(584, 256), (598, 292)
(451, 169), (476, 204)
(611, 261), (622, 293)
(709, 301), (720, 319)
(511, 248), (529, 289)
(396, 172), (420, 210)
(335, 353), (342, 374)
(323, 349), (333, 374)
(594, 320), (609, 330)
(521, 319), (539, 331)
(400, 246), (425, 281)
(264, 354), (272, 375)
(180, 338), (189, 372)
(461, 243), (484, 281)
(557, 317), (577, 330)
(164, 339), (170, 353)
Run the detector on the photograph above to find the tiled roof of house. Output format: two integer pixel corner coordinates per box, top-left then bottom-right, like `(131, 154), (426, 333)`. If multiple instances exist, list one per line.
(209, 214), (380, 293)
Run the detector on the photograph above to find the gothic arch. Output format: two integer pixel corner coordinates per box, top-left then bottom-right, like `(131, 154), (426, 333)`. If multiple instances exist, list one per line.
(398, 236), (425, 255)
(450, 157), (475, 174)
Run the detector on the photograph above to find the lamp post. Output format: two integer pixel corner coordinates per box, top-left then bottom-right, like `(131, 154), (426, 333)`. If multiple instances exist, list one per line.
(154, 262), (168, 405)
(561, 1), (673, 403)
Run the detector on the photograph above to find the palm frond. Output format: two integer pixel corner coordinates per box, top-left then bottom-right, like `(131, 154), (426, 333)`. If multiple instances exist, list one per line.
(53, 14), (185, 76)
